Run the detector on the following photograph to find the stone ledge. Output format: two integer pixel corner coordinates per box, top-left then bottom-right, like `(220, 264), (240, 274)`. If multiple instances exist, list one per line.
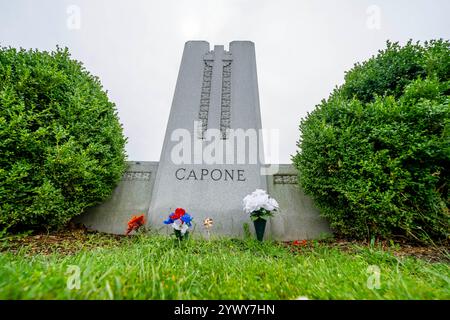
(76, 161), (331, 240)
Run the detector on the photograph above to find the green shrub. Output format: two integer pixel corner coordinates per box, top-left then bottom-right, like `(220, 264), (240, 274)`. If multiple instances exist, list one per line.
(293, 40), (450, 242)
(0, 47), (127, 232)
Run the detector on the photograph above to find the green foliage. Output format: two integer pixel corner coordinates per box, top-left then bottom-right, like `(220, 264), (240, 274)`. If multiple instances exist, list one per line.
(0, 47), (127, 232)
(341, 40), (449, 102)
(0, 235), (448, 299)
(250, 208), (275, 221)
(242, 223), (252, 239)
(293, 40), (450, 242)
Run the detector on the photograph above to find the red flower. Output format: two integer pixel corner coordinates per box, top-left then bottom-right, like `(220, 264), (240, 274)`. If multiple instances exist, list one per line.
(126, 214), (145, 235)
(171, 208), (186, 220)
(292, 240), (308, 247)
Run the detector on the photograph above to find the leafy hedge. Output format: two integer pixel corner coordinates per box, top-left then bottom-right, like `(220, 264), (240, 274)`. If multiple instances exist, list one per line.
(0, 47), (127, 232)
(293, 40), (449, 242)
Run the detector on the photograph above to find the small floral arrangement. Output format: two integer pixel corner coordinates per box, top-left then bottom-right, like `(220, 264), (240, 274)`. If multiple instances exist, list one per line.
(126, 214), (145, 235)
(203, 217), (213, 229)
(243, 189), (279, 221)
(292, 240), (308, 247)
(287, 240), (309, 252)
(203, 217), (213, 239)
(163, 208), (193, 240)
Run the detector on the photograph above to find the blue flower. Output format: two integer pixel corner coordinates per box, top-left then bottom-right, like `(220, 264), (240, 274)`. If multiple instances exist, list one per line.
(181, 213), (193, 227)
(163, 217), (174, 224)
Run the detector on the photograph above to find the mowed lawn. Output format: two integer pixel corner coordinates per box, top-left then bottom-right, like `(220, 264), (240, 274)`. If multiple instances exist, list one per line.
(0, 233), (449, 299)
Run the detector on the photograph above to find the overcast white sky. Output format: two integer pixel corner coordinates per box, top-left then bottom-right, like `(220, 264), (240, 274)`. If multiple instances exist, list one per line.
(1, 0), (449, 163)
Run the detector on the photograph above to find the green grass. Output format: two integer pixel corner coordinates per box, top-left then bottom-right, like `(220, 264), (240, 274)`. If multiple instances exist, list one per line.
(0, 234), (449, 299)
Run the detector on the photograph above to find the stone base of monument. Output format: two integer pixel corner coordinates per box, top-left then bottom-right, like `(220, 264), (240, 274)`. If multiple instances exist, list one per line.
(74, 161), (158, 235)
(266, 165), (331, 241)
(75, 162), (331, 240)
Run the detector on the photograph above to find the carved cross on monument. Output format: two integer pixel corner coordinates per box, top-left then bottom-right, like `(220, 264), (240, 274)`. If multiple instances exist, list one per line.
(148, 41), (268, 238)
(198, 45), (233, 139)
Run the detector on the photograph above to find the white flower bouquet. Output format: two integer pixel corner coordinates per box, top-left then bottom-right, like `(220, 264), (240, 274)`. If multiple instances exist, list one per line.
(243, 189), (279, 221)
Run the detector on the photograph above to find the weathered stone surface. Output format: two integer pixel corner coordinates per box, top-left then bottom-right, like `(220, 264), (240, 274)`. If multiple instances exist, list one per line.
(266, 165), (331, 240)
(75, 161), (158, 234)
(147, 41), (267, 237)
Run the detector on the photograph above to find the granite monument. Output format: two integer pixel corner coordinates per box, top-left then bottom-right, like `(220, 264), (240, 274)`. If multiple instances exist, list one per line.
(76, 41), (331, 240)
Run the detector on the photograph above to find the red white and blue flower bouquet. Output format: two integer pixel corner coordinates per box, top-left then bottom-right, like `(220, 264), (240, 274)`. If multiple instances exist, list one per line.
(163, 208), (193, 241)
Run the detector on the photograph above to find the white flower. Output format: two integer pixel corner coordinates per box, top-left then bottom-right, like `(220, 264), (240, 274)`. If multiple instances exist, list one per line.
(253, 189), (267, 196)
(243, 189), (279, 215)
(171, 219), (189, 235)
(243, 194), (261, 213)
(263, 197), (279, 211)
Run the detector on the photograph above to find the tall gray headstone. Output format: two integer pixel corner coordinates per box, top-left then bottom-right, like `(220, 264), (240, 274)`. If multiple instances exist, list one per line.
(147, 41), (267, 237)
